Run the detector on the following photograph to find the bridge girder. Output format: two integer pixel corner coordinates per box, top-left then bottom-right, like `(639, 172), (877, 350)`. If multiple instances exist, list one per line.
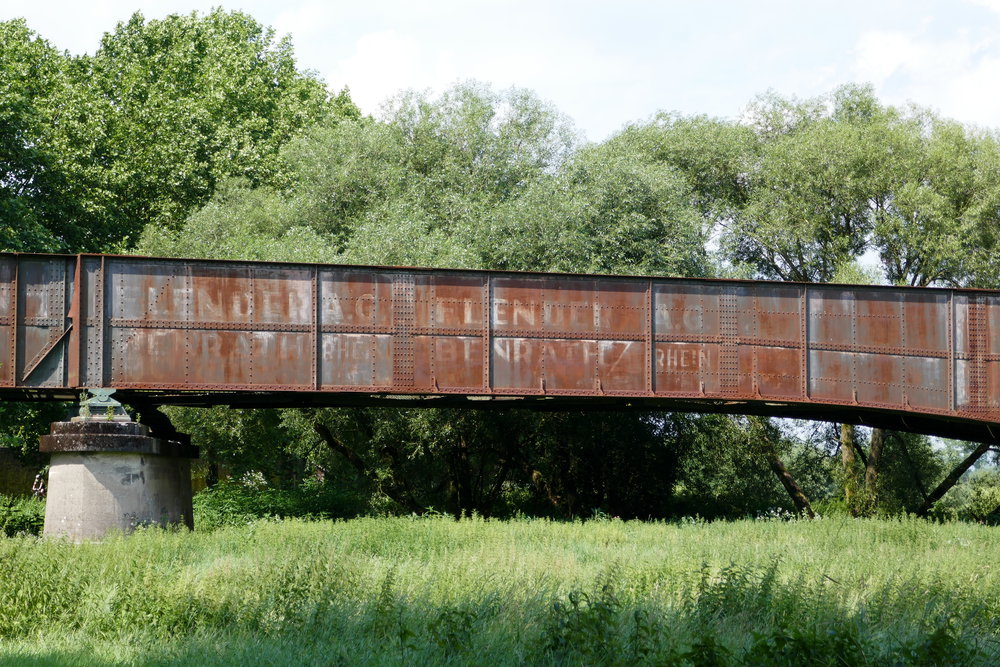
(3, 252), (999, 442)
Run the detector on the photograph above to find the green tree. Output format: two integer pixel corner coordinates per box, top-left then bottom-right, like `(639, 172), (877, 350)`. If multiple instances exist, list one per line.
(672, 415), (823, 518)
(89, 9), (344, 244)
(873, 117), (1000, 288)
(606, 113), (753, 221)
(141, 82), (736, 516)
(1, 11), (357, 476)
(2, 10), (351, 253)
(0, 20), (105, 252)
(485, 144), (710, 276)
(722, 85), (908, 282)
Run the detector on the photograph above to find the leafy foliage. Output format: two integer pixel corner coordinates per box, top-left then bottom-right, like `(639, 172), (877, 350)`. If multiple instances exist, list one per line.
(191, 479), (369, 531)
(0, 494), (44, 536)
(1, 10), (351, 253)
(140, 82), (741, 519)
(89, 9), (342, 240)
(0, 20), (105, 251)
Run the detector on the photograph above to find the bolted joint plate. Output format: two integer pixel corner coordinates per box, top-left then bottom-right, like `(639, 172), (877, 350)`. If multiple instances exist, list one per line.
(40, 421), (198, 458)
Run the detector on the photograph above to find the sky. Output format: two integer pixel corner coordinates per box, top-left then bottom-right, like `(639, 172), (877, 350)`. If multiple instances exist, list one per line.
(6, 0), (1000, 142)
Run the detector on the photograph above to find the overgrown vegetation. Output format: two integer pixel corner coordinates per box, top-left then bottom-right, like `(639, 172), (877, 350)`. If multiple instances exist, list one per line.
(0, 516), (995, 665)
(0, 494), (43, 537)
(191, 478), (370, 530)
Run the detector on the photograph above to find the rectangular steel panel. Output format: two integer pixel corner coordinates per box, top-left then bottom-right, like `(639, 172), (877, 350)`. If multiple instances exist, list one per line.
(492, 337), (543, 389)
(655, 342), (714, 394)
(597, 340), (646, 392)
(415, 275), (483, 329)
(321, 333), (392, 388)
(906, 356), (949, 411)
(754, 286), (802, 344)
(189, 265), (252, 323)
(809, 350), (855, 403)
(855, 291), (903, 349)
(594, 280), (646, 336)
(249, 331), (313, 387)
(110, 328), (188, 386)
(492, 278), (544, 330)
(414, 335), (483, 390)
(756, 346), (802, 398)
(543, 280), (601, 334)
(320, 270), (392, 328)
(809, 289), (855, 347)
(903, 292), (949, 353)
(654, 284), (710, 336)
(545, 339), (597, 391)
(111, 261), (189, 321)
(855, 352), (903, 405)
(16, 258), (71, 387)
(252, 267), (312, 325)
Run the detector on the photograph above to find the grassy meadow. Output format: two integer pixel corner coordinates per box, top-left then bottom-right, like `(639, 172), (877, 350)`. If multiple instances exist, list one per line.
(0, 514), (996, 665)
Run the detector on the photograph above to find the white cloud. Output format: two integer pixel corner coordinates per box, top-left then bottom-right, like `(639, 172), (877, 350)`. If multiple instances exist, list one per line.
(13, 0), (1000, 138)
(272, 2), (338, 41)
(854, 31), (926, 85)
(852, 22), (1000, 127)
(328, 30), (459, 114)
(968, 0), (1000, 14)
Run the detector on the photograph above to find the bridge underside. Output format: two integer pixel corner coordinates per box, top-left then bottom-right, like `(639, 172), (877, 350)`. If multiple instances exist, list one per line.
(4, 386), (997, 443)
(4, 252), (1000, 443)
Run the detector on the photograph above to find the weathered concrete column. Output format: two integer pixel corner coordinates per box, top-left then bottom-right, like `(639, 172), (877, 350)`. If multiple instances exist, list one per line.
(40, 419), (198, 541)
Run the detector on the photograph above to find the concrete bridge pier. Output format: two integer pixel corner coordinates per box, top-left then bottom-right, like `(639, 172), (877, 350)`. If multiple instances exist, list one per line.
(39, 398), (197, 541)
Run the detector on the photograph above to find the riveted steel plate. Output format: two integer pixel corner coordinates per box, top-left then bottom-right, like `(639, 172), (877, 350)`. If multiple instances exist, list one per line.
(6, 252), (1000, 440)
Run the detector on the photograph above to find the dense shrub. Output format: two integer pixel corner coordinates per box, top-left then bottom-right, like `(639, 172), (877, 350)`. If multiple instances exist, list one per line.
(932, 468), (1000, 524)
(0, 494), (44, 536)
(192, 479), (369, 530)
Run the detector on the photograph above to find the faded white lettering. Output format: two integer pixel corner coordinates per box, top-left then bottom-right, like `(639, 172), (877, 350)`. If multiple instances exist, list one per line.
(656, 347), (709, 372)
(493, 299), (537, 327)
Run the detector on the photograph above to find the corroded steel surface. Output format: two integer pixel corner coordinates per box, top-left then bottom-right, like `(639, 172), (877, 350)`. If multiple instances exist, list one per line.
(4, 252), (1000, 441)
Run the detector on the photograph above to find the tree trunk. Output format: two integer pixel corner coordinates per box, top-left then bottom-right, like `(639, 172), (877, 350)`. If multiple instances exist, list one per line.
(894, 433), (929, 502)
(840, 423), (859, 508)
(862, 427), (885, 514)
(449, 437), (474, 518)
(207, 461), (220, 488)
(766, 452), (815, 518)
(916, 442), (992, 517)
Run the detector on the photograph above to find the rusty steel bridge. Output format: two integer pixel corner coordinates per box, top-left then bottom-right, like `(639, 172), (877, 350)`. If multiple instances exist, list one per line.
(3, 252), (1000, 441)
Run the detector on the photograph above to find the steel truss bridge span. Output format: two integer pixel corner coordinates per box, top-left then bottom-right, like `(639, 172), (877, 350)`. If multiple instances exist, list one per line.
(3, 252), (1000, 441)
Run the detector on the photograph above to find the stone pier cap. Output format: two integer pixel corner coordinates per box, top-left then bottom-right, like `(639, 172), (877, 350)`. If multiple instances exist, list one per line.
(39, 420), (198, 458)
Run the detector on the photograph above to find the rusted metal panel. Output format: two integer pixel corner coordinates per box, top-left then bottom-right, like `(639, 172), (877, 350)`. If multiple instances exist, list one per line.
(80, 256), (103, 388)
(492, 337), (543, 391)
(13, 256), (74, 388)
(0, 257), (14, 387)
(954, 293), (997, 416)
(10, 252), (1000, 440)
(598, 340), (645, 393)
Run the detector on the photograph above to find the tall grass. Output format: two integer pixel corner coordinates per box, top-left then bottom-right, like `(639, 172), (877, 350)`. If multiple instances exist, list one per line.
(0, 515), (996, 665)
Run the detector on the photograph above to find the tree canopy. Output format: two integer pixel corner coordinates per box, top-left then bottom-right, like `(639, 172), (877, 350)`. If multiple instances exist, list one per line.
(0, 9), (353, 253)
